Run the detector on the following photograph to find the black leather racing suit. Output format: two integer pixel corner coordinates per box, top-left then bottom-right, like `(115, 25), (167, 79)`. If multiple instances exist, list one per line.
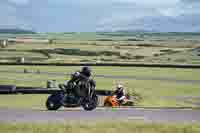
(67, 71), (96, 97)
(113, 88), (126, 102)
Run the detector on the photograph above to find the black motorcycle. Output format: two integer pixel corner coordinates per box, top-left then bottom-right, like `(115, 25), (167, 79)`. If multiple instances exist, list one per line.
(46, 79), (99, 111)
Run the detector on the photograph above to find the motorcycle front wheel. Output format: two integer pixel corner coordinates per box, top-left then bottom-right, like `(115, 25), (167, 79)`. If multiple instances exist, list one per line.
(82, 95), (98, 111)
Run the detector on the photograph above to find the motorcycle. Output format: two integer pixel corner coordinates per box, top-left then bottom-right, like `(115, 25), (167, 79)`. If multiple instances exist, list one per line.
(46, 79), (99, 111)
(104, 94), (134, 107)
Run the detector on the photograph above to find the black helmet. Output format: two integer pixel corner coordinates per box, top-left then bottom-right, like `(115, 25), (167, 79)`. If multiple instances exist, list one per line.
(81, 66), (92, 77)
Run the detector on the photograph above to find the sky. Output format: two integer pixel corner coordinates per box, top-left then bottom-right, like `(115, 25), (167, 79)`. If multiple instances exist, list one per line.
(0, 0), (200, 32)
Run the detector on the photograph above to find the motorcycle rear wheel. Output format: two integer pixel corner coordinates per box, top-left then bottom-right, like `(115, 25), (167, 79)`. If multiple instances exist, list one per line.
(82, 95), (98, 111)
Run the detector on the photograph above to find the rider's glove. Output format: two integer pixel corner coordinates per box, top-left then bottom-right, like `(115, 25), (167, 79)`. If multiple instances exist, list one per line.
(118, 96), (126, 101)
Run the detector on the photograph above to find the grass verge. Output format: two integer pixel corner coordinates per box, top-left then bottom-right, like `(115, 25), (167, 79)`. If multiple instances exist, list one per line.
(0, 121), (200, 133)
(0, 66), (200, 108)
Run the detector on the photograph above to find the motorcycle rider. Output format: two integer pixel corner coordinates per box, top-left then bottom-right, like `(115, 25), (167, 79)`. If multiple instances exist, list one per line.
(112, 83), (126, 103)
(66, 66), (96, 97)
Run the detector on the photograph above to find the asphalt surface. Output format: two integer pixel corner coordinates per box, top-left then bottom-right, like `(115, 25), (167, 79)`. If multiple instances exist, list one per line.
(0, 107), (200, 123)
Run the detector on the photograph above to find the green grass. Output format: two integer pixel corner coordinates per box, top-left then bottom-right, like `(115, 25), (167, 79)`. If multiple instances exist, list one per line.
(0, 32), (200, 107)
(0, 65), (199, 80)
(0, 95), (48, 109)
(149, 48), (200, 64)
(1, 32), (200, 64)
(0, 79), (198, 108)
(0, 66), (200, 108)
(0, 121), (200, 133)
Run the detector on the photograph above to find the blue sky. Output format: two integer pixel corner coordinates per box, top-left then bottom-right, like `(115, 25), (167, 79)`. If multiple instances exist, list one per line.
(0, 0), (200, 32)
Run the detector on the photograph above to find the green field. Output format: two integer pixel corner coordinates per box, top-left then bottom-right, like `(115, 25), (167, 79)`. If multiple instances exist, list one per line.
(1, 32), (200, 64)
(0, 121), (200, 133)
(0, 32), (200, 108)
(0, 65), (200, 108)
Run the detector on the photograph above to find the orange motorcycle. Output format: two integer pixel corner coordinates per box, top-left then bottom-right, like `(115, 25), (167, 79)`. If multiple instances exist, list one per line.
(104, 94), (134, 107)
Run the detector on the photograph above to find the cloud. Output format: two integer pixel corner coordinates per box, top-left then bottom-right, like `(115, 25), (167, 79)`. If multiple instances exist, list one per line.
(181, 0), (200, 3)
(96, 0), (200, 31)
(0, 0), (200, 32)
(8, 0), (30, 6)
(0, 0), (32, 29)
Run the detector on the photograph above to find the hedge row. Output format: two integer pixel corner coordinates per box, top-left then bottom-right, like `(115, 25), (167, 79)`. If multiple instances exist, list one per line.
(0, 62), (200, 69)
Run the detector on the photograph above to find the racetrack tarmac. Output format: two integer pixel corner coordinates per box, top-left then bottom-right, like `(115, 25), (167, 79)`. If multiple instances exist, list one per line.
(1, 107), (200, 123)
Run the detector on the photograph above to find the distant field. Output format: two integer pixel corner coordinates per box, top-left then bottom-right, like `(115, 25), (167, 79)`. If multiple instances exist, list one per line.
(0, 65), (200, 108)
(0, 32), (200, 108)
(0, 32), (200, 64)
(0, 121), (200, 133)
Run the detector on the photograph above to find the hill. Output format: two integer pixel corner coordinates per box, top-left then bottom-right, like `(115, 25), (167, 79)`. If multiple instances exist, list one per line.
(0, 28), (35, 34)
